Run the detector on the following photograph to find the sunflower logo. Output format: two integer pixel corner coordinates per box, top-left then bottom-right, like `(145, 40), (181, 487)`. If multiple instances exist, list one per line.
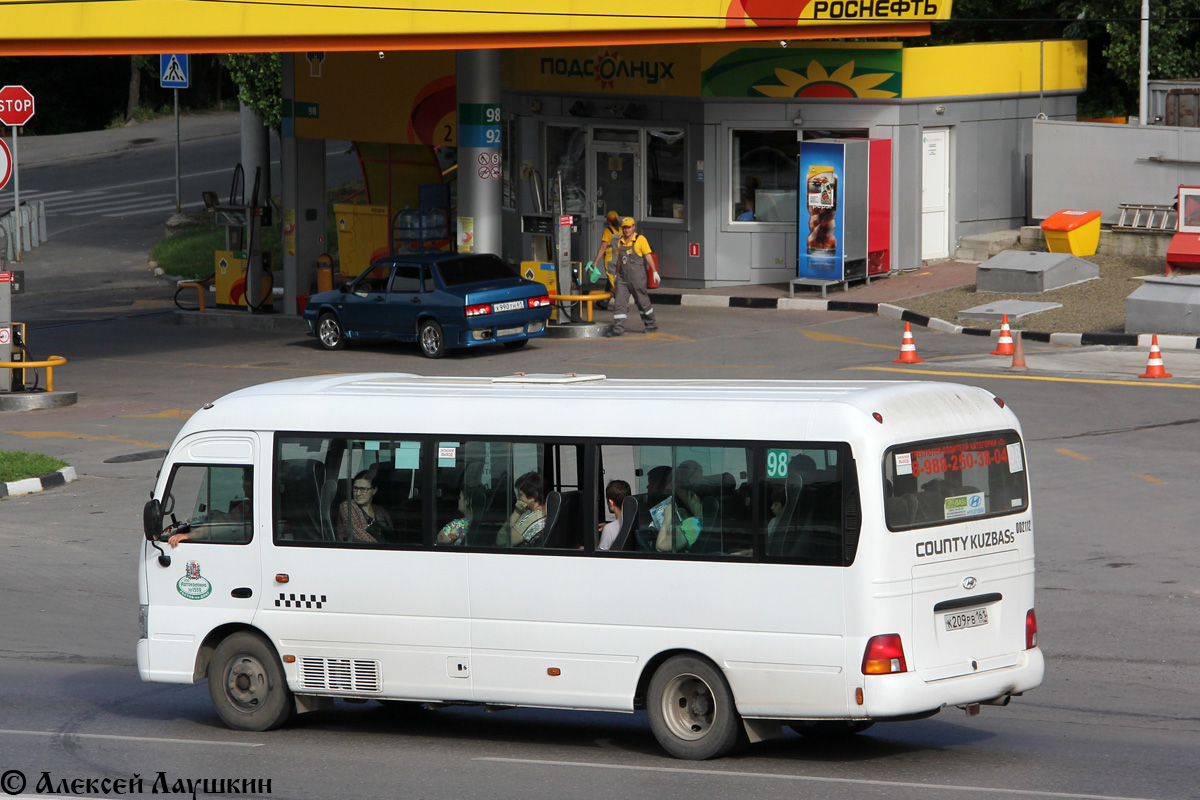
(595, 49), (620, 90)
(754, 60), (896, 98)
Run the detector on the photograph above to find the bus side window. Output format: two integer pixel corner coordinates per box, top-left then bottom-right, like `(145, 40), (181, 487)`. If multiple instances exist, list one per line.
(762, 445), (846, 565)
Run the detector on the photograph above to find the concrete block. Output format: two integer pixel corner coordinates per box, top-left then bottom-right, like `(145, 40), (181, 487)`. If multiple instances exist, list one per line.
(976, 250), (1100, 293)
(958, 299), (1062, 321)
(1125, 275), (1200, 334)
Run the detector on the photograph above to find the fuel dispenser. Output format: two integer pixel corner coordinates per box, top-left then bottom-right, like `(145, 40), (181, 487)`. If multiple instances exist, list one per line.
(212, 164), (273, 312)
(520, 212), (597, 322)
(0, 268), (29, 392)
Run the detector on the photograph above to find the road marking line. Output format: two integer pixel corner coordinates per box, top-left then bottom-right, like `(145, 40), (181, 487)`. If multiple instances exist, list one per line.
(101, 358), (340, 374)
(0, 728), (262, 747)
(799, 330), (897, 350)
(3, 431), (161, 447)
(564, 362), (771, 369)
(1134, 474), (1168, 484)
(124, 409), (195, 419)
(1056, 449), (1092, 460)
(475, 757), (1159, 800)
(849, 365), (1200, 389)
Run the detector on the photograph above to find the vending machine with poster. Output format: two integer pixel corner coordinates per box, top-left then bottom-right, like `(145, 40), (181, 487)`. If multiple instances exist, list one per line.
(797, 138), (891, 287)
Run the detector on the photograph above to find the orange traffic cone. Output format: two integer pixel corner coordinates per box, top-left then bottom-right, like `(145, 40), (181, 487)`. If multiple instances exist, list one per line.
(991, 315), (1015, 356)
(894, 321), (925, 364)
(1139, 335), (1173, 379)
(1009, 330), (1029, 372)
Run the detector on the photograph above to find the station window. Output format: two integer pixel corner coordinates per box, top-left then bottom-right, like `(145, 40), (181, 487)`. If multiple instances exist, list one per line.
(731, 129), (798, 223)
(646, 129), (686, 220)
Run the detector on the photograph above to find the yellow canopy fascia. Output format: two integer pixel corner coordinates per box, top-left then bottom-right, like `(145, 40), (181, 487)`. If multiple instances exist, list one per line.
(0, 0), (946, 55)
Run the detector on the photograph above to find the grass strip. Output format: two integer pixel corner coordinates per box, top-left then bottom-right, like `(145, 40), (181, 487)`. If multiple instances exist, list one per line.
(0, 450), (69, 483)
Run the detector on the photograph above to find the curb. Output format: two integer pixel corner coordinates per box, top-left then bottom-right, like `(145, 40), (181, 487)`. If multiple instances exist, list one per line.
(648, 292), (1200, 350)
(0, 466), (78, 499)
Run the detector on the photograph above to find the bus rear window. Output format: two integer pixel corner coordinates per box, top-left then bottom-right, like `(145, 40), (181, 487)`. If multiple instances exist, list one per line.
(883, 432), (1027, 530)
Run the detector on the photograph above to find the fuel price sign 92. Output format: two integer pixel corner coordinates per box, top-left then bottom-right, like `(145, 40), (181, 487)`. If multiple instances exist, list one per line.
(459, 103), (501, 148)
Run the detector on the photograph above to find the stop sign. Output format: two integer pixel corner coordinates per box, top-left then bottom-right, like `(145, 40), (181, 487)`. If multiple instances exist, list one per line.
(0, 85), (35, 127)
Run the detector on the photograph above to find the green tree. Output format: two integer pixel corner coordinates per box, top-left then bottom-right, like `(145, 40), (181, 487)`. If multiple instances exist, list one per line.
(918, 0), (1200, 118)
(1066, 0), (1200, 117)
(222, 53), (282, 128)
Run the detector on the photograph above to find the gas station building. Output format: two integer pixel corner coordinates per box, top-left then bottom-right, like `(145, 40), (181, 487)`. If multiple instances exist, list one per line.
(1, 1), (1087, 315)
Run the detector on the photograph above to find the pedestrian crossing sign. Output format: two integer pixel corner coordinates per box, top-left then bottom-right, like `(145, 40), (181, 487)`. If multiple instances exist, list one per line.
(160, 54), (190, 89)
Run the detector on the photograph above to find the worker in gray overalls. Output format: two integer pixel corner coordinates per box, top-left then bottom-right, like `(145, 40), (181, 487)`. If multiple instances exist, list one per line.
(605, 216), (658, 337)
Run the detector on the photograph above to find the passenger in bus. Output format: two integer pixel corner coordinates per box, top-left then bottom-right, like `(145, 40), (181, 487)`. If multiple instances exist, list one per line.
(498, 471), (548, 547)
(652, 460), (704, 553)
(597, 479), (631, 551)
(168, 468), (253, 547)
(336, 470), (393, 543)
(437, 486), (480, 545)
(766, 486), (788, 538)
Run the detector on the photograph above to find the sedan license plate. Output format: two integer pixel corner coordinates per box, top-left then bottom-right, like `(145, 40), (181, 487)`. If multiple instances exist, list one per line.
(492, 300), (525, 313)
(945, 607), (989, 631)
(497, 326), (524, 337)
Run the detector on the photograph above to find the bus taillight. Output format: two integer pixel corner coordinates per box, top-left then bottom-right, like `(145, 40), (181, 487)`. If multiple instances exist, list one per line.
(1026, 609), (1038, 649)
(861, 633), (908, 675)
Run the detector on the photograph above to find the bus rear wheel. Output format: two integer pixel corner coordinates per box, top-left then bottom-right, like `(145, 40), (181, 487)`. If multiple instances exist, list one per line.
(207, 631), (294, 731)
(647, 655), (745, 760)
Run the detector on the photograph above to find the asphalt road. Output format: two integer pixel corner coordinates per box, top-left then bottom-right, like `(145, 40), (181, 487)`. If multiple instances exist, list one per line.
(1, 135), (1199, 800)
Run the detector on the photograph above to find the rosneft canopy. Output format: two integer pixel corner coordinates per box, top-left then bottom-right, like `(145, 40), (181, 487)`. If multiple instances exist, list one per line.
(0, 0), (951, 55)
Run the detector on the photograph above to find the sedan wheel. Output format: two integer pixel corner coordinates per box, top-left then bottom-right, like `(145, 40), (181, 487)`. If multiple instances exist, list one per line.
(317, 313), (346, 350)
(418, 319), (446, 359)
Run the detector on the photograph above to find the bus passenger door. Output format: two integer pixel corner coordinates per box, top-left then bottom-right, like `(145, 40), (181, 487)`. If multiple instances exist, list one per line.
(143, 435), (262, 683)
(261, 436), (474, 703)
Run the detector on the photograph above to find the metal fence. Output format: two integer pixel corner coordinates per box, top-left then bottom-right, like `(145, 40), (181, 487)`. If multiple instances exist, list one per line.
(0, 201), (48, 261)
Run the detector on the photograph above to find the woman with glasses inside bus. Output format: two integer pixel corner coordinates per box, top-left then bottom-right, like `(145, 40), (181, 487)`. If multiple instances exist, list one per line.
(336, 469), (393, 543)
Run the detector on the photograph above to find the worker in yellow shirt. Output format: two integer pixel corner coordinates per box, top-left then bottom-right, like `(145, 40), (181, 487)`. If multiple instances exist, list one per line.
(587, 210), (622, 310)
(606, 217), (658, 337)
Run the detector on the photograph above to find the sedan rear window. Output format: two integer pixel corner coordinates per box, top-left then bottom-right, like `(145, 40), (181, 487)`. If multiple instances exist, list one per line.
(437, 255), (519, 287)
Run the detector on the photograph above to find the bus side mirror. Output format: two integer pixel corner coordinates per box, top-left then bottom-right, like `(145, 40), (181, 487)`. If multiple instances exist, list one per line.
(143, 498), (162, 541)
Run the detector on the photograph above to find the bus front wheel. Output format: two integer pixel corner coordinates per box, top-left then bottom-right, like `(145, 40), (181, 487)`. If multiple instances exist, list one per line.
(647, 655), (745, 760)
(207, 631), (294, 731)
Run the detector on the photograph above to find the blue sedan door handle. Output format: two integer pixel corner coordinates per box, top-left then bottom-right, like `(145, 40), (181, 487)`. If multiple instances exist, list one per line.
(373, 296), (384, 302)
(409, 297), (421, 303)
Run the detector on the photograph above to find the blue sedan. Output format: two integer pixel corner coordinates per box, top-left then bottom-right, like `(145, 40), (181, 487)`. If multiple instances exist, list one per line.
(303, 253), (552, 358)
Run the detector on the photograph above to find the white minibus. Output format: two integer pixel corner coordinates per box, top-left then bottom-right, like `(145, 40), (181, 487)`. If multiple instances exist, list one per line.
(138, 373), (1043, 759)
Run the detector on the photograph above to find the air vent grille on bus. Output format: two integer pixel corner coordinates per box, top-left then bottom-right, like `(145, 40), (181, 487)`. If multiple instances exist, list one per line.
(298, 657), (381, 693)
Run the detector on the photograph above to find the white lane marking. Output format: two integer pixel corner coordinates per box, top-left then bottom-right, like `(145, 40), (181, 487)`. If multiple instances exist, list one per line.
(101, 200), (206, 217)
(475, 758), (1160, 800)
(0, 728), (262, 747)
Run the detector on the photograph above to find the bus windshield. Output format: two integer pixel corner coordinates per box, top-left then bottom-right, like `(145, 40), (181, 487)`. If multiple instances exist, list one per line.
(883, 431), (1028, 530)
